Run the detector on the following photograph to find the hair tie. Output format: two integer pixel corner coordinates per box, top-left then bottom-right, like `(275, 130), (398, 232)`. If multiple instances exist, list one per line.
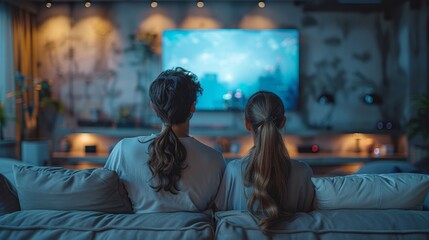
(264, 115), (275, 122)
(164, 122), (172, 128)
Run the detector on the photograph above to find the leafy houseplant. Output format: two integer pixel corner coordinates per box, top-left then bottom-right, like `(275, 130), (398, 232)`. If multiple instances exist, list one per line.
(0, 102), (18, 158)
(0, 103), (5, 140)
(15, 72), (63, 165)
(407, 94), (429, 142)
(15, 72), (63, 140)
(406, 94), (429, 171)
(0, 101), (16, 140)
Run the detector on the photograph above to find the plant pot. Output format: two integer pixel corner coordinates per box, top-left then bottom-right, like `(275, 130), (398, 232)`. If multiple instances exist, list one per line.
(408, 144), (429, 172)
(21, 140), (51, 166)
(0, 140), (18, 159)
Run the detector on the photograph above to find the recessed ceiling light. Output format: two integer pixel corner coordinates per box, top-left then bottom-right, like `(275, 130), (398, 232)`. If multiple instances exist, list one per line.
(45, 0), (52, 8)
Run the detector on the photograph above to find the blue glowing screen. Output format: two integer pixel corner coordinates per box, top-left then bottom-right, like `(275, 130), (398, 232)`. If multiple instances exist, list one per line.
(162, 29), (299, 111)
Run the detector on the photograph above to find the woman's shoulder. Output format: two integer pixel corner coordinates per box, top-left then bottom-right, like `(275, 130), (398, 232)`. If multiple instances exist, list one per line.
(290, 159), (313, 175)
(225, 157), (248, 173)
(135, 134), (157, 143)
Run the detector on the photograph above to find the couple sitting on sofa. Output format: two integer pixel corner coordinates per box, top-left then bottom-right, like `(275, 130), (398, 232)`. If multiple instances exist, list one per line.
(2, 67), (429, 239)
(104, 67), (314, 232)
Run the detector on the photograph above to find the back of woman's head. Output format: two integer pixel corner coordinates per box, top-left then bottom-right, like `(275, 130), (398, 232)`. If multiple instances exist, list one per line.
(148, 67), (202, 194)
(244, 91), (291, 233)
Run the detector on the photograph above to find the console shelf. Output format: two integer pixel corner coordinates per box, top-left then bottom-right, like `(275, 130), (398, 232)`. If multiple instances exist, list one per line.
(59, 127), (403, 138)
(52, 151), (407, 167)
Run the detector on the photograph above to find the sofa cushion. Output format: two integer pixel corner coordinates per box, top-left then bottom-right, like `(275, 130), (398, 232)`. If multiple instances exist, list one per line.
(312, 173), (429, 210)
(0, 210), (213, 240)
(0, 174), (19, 215)
(0, 158), (29, 189)
(215, 210), (429, 240)
(355, 161), (419, 174)
(13, 165), (133, 213)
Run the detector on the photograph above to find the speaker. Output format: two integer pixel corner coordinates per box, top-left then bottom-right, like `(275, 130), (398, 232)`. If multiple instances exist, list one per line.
(376, 121), (396, 130)
(297, 144), (320, 153)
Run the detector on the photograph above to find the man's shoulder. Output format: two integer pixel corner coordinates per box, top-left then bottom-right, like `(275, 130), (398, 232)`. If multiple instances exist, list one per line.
(188, 138), (223, 156)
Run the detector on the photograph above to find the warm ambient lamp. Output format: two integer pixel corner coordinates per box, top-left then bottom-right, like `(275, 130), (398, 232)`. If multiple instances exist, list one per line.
(84, 0), (92, 8)
(258, 1), (266, 8)
(353, 133), (363, 153)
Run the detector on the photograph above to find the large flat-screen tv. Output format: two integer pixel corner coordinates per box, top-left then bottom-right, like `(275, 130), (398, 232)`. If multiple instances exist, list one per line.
(162, 29), (299, 111)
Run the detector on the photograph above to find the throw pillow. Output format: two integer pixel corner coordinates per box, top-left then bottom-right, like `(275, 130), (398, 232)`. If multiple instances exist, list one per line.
(355, 161), (419, 174)
(13, 165), (133, 213)
(0, 173), (20, 215)
(312, 173), (429, 210)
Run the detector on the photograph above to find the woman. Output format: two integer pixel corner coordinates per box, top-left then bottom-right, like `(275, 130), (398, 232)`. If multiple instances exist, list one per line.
(105, 67), (225, 213)
(215, 91), (314, 232)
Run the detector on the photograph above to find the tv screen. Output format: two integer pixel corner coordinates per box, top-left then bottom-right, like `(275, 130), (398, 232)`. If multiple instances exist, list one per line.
(162, 29), (299, 111)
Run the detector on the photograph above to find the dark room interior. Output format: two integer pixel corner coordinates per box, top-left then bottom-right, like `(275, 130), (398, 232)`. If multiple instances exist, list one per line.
(0, 0), (428, 239)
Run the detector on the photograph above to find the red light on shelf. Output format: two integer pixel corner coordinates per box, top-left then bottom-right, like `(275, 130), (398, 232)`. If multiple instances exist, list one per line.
(311, 144), (319, 153)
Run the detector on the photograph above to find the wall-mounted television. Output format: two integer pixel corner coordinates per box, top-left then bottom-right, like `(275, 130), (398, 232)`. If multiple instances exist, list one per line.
(162, 29), (299, 111)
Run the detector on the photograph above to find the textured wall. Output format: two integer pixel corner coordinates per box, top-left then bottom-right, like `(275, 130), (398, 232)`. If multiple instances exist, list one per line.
(35, 2), (410, 133)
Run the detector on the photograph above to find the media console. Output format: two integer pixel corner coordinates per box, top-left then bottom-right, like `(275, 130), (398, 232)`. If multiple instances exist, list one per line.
(51, 127), (408, 175)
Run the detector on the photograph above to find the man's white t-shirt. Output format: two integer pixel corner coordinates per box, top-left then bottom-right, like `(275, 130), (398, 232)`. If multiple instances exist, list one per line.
(105, 134), (226, 213)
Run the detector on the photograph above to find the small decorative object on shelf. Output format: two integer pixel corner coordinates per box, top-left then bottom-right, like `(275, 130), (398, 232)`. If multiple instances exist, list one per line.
(214, 137), (230, 153)
(229, 141), (241, 154)
(60, 138), (72, 152)
(117, 105), (136, 128)
(85, 145), (97, 153)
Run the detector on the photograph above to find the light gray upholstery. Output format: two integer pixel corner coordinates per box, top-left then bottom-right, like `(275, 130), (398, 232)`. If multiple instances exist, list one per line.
(13, 165), (133, 213)
(2, 158), (429, 240)
(0, 210), (214, 240)
(215, 210), (429, 240)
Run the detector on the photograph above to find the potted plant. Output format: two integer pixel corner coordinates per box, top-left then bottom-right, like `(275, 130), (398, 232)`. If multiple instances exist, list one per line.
(0, 102), (5, 140)
(406, 93), (429, 170)
(15, 72), (63, 165)
(0, 102), (18, 158)
(407, 94), (429, 141)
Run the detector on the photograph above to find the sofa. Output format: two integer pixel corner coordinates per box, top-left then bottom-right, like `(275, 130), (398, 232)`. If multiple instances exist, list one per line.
(1, 157), (429, 240)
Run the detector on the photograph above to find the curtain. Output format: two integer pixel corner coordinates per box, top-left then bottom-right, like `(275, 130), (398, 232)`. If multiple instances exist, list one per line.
(12, 7), (38, 140)
(0, 2), (15, 140)
(13, 7), (38, 79)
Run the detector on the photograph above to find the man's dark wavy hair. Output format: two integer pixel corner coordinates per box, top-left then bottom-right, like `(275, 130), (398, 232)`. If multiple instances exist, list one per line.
(147, 67), (203, 194)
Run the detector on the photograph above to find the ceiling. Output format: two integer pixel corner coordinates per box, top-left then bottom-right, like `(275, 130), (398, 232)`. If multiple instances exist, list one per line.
(24, 0), (386, 3)
(12, 0), (412, 13)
